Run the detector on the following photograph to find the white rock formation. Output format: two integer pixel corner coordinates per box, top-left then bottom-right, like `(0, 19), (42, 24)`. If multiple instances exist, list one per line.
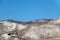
(0, 17), (60, 40)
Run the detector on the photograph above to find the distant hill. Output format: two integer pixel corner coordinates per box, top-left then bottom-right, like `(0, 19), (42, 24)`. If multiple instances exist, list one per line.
(0, 17), (60, 40)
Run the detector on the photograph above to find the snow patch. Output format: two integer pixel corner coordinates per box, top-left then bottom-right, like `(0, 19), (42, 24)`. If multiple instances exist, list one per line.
(1, 33), (11, 40)
(3, 22), (17, 31)
(23, 27), (40, 40)
(14, 38), (18, 40)
(17, 24), (28, 30)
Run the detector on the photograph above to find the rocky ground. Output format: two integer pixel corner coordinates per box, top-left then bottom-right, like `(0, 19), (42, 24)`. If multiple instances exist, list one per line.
(0, 17), (60, 40)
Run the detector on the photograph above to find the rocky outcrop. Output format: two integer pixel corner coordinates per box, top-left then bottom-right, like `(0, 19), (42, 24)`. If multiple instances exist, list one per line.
(0, 17), (60, 40)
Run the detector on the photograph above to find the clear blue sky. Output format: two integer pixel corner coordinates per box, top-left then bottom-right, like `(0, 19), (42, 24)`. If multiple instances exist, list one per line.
(0, 0), (60, 21)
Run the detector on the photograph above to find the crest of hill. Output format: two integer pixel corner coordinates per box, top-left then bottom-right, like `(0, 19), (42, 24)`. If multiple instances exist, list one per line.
(30, 19), (52, 22)
(2, 17), (60, 25)
(50, 17), (60, 24)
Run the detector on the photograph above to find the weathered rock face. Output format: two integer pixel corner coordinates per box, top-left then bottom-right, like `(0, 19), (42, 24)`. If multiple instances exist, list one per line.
(0, 17), (60, 40)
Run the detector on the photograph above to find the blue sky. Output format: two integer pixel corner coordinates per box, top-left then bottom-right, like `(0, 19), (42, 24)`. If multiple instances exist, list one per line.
(0, 0), (60, 21)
